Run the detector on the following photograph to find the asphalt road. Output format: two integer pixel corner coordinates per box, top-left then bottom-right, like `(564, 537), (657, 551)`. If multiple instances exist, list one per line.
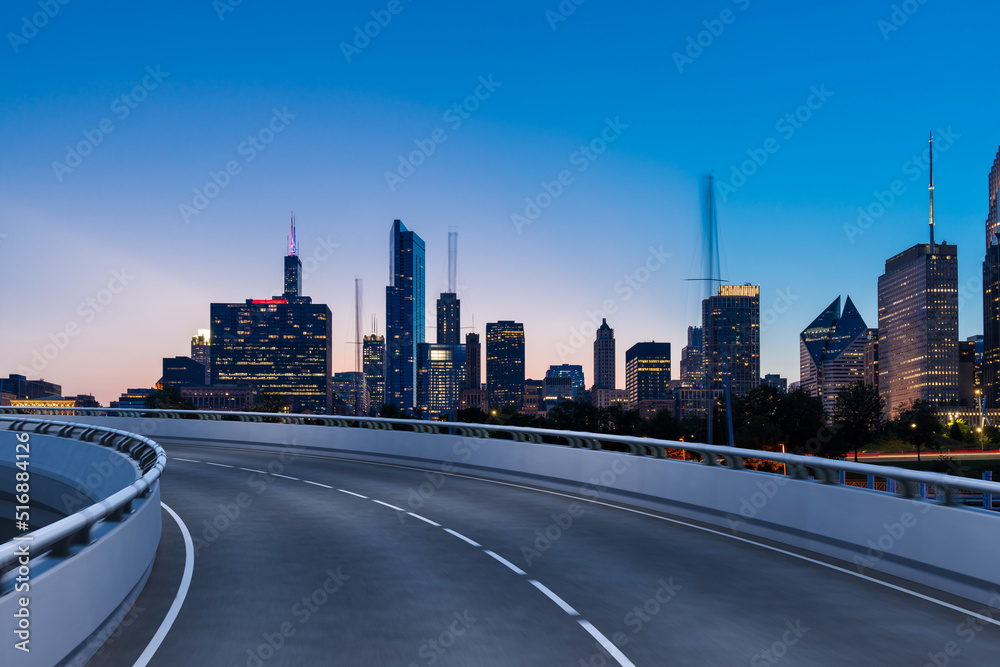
(87, 441), (1000, 666)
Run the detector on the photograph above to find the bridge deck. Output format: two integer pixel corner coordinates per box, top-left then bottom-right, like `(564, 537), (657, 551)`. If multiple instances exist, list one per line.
(89, 442), (1000, 666)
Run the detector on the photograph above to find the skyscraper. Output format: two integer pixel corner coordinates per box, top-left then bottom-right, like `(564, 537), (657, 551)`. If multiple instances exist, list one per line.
(680, 326), (704, 386)
(417, 344), (467, 418)
(703, 284), (760, 397)
(878, 136), (958, 416)
(191, 329), (211, 384)
(210, 217), (332, 413)
(437, 293), (460, 346)
(546, 364), (585, 398)
(363, 333), (385, 414)
(460, 332), (486, 410)
(593, 318), (616, 389)
(385, 219), (426, 411)
(625, 342), (671, 407)
(799, 296), (873, 418)
(486, 321), (525, 410)
(984, 146), (1000, 409)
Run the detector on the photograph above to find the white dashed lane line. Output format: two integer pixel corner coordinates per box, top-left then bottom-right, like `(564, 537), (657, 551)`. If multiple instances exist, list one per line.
(172, 458), (200, 463)
(484, 550), (526, 576)
(372, 499), (406, 512)
(239, 467), (265, 473)
(303, 480), (333, 489)
(338, 488), (368, 499)
(443, 528), (481, 547)
(204, 462), (234, 468)
(270, 473), (298, 480)
(406, 512), (441, 527)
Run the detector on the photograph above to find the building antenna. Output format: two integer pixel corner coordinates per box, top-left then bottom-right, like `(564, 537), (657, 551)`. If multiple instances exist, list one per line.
(354, 277), (366, 416)
(289, 211), (298, 257)
(448, 229), (458, 294)
(928, 132), (936, 251)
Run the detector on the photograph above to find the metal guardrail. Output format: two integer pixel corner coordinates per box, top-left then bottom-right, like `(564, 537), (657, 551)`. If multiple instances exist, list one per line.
(0, 416), (167, 575)
(1, 406), (999, 509)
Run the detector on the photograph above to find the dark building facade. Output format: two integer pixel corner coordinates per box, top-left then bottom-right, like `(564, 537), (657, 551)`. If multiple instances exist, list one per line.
(385, 220), (426, 411)
(210, 223), (332, 414)
(703, 284), (760, 397)
(0, 374), (61, 400)
(436, 292), (460, 346)
(878, 243), (958, 416)
(593, 319), (616, 389)
(160, 356), (207, 388)
(363, 334), (386, 414)
(625, 342), (671, 406)
(546, 364), (585, 398)
(486, 321), (525, 410)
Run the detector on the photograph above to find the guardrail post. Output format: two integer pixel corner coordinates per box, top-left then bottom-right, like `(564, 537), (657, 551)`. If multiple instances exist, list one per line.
(838, 470), (845, 485)
(985, 471), (994, 510)
(887, 478), (896, 494)
(919, 483), (928, 499)
(867, 474), (875, 489)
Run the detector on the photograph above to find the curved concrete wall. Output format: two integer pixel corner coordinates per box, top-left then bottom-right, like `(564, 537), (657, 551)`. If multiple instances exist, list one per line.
(0, 431), (161, 667)
(39, 416), (1000, 607)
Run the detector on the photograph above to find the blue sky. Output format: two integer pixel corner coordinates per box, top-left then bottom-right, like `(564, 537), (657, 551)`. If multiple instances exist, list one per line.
(1, 0), (998, 405)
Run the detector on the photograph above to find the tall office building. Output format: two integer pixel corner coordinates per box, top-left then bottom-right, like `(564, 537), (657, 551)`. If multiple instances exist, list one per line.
(703, 284), (760, 397)
(546, 364), (585, 398)
(191, 330), (211, 384)
(460, 332), (486, 410)
(680, 326), (705, 386)
(363, 333), (386, 414)
(486, 321), (525, 410)
(593, 319), (616, 389)
(210, 217), (333, 414)
(878, 136), (959, 416)
(799, 296), (873, 418)
(437, 293), (460, 346)
(385, 219), (426, 411)
(984, 146), (1000, 408)
(417, 344), (467, 418)
(761, 374), (787, 393)
(625, 342), (671, 407)
(160, 356), (207, 388)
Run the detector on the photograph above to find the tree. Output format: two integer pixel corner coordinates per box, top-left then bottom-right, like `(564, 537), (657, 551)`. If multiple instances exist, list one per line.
(456, 407), (488, 424)
(832, 381), (885, 461)
(144, 386), (194, 410)
(894, 400), (941, 461)
(948, 421), (965, 443)
(774, 389), (831, 456)
(678, 415), (708, 444)
(545, 400), (600, 432)
(250, 393), (291, 414)
(600, 404), (642, 436)
(378, 404), (405, 419)
(645, 408), (680, 441)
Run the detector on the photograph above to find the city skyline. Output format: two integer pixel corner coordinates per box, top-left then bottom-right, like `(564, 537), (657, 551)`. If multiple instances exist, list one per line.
(3, 2), (1000, 405)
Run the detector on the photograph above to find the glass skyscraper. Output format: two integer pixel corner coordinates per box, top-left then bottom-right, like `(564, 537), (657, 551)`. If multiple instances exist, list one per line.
(878, 243), (959, 416)
(486, 321), (525, 410)
(210, 228), (332, 414)
(363, 333), (386, 414)
(799, 296), (873, 418)
(625, 342), (671, 406)
(417, 343), (467, 419)
(702, 284), (760, 397)
(385, 219), (426, 411)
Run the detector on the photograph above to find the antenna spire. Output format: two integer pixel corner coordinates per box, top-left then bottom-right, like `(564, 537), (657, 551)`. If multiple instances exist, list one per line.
(448, 230), (458, 294)
(929, 132), (935, 251)
(289, 212), (297, 257)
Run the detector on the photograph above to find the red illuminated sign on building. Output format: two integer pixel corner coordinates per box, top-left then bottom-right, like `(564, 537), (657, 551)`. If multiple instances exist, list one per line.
(252, 299), (287, 305)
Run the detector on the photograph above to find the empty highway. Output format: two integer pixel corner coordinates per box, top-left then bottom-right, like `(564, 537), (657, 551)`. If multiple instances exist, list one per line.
(85, 441), (1000, 666)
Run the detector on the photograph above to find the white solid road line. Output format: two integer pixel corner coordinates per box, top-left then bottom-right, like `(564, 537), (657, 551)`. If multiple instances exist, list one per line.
(443, 528), (481, 547)
(303, 480), (333, 489)
(406, 512), (441, 527)
(528, 579), (579, 616)
(578, 619), (636, 667)
(338, 489), (368, 499)
(372, 499), (406, 512)
(484, 550), (526, 576)
(132, 502), (194, 667)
